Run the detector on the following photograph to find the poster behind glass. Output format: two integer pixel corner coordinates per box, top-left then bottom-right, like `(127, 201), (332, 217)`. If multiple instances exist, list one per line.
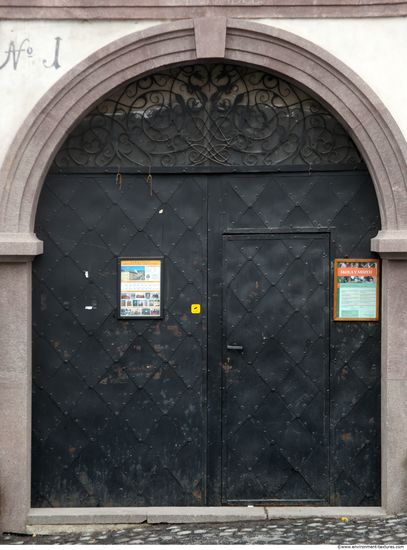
(334, 258), (380, 321)
(118, 258), (163, 319)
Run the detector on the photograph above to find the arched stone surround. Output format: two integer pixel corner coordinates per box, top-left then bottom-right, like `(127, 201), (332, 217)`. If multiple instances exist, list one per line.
(1, 17), (407, 532)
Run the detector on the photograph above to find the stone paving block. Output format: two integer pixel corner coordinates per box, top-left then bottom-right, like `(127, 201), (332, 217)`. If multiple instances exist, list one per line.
(4, 514), (407, 545)
(27, 524), (140, 536)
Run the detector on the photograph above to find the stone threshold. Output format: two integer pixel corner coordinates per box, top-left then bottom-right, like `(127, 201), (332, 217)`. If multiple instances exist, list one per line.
(26, 506), (386, 534)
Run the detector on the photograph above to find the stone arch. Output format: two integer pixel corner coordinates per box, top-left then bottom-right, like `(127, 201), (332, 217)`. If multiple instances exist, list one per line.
(1, 18), (407, 532)
(1, 18), (407, 246)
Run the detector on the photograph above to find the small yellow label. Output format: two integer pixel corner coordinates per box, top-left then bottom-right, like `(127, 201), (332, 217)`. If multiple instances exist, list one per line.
(191, 304), (201, 314)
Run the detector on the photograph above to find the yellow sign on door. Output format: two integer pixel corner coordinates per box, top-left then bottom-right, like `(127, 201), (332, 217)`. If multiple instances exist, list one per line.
(191, 304), (201, 314)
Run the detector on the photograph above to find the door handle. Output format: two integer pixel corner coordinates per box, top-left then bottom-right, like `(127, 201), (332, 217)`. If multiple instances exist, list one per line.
(227, 344), (244, 351)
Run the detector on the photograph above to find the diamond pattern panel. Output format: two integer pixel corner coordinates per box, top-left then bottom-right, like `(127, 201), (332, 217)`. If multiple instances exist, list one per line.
(220, 171), (380, 506)
(222, 233), (330, 503)
(32, 173), (206, 507)
(33, 166), (380, 507)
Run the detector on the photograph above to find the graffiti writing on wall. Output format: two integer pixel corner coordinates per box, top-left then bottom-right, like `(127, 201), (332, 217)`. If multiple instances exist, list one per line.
(0, 37), (62, 70)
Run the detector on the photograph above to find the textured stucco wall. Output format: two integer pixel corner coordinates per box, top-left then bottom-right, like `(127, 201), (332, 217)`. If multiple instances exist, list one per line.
(0, 17), (406, 171)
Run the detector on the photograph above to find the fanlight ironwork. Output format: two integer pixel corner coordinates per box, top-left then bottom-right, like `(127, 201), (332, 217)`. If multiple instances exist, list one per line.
(54, 64), (362, 169)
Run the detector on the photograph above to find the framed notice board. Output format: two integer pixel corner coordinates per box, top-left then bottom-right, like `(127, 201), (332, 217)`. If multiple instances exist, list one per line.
(334, 259), (380, 321)
(118, 257), (163, 319)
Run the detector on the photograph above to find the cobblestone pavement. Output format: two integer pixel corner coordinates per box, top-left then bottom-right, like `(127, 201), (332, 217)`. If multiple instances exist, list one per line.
(1, 515), (407, 545)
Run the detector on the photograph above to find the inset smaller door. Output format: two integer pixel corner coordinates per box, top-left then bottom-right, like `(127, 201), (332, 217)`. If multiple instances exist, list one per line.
(222, 232), (330, 504)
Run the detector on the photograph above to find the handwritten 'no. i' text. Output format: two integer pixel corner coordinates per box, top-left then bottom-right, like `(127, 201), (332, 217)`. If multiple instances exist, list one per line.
(0, 37), (62, 71)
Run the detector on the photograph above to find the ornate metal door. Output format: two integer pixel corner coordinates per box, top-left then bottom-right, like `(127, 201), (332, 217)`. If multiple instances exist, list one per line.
(222, 233), (329, 504)
(32, 63), (381, 507)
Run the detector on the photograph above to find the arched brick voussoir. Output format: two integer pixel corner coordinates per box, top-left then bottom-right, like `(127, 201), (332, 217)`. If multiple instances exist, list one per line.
(1, 18), (407, 238)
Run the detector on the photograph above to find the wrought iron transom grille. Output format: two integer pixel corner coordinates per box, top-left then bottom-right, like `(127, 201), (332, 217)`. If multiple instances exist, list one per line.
(53, 64), (363, 169)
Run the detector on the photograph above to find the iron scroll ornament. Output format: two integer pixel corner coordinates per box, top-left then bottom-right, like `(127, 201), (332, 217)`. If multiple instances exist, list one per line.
(54, 64), (363, 169)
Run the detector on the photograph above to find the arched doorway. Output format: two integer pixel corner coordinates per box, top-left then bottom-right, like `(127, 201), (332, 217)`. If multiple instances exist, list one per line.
(32, 63), (381, 507)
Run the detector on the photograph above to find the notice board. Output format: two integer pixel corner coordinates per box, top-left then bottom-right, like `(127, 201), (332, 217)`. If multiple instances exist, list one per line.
(334, 259), (380, 321)
(118, 258), (163, 319)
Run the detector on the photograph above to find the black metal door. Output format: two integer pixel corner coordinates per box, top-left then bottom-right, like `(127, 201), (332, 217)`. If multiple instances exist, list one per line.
(205, 172), (380, 506)
(33, 169), (380, 507)
(32, 173), (208, 507)
(221, 233), (329, 504)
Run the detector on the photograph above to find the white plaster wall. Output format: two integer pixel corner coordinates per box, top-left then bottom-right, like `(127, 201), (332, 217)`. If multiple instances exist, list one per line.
(259, 17), (407, 135)
(0, 20), (163, 168)
(0, 17), (406, 170)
